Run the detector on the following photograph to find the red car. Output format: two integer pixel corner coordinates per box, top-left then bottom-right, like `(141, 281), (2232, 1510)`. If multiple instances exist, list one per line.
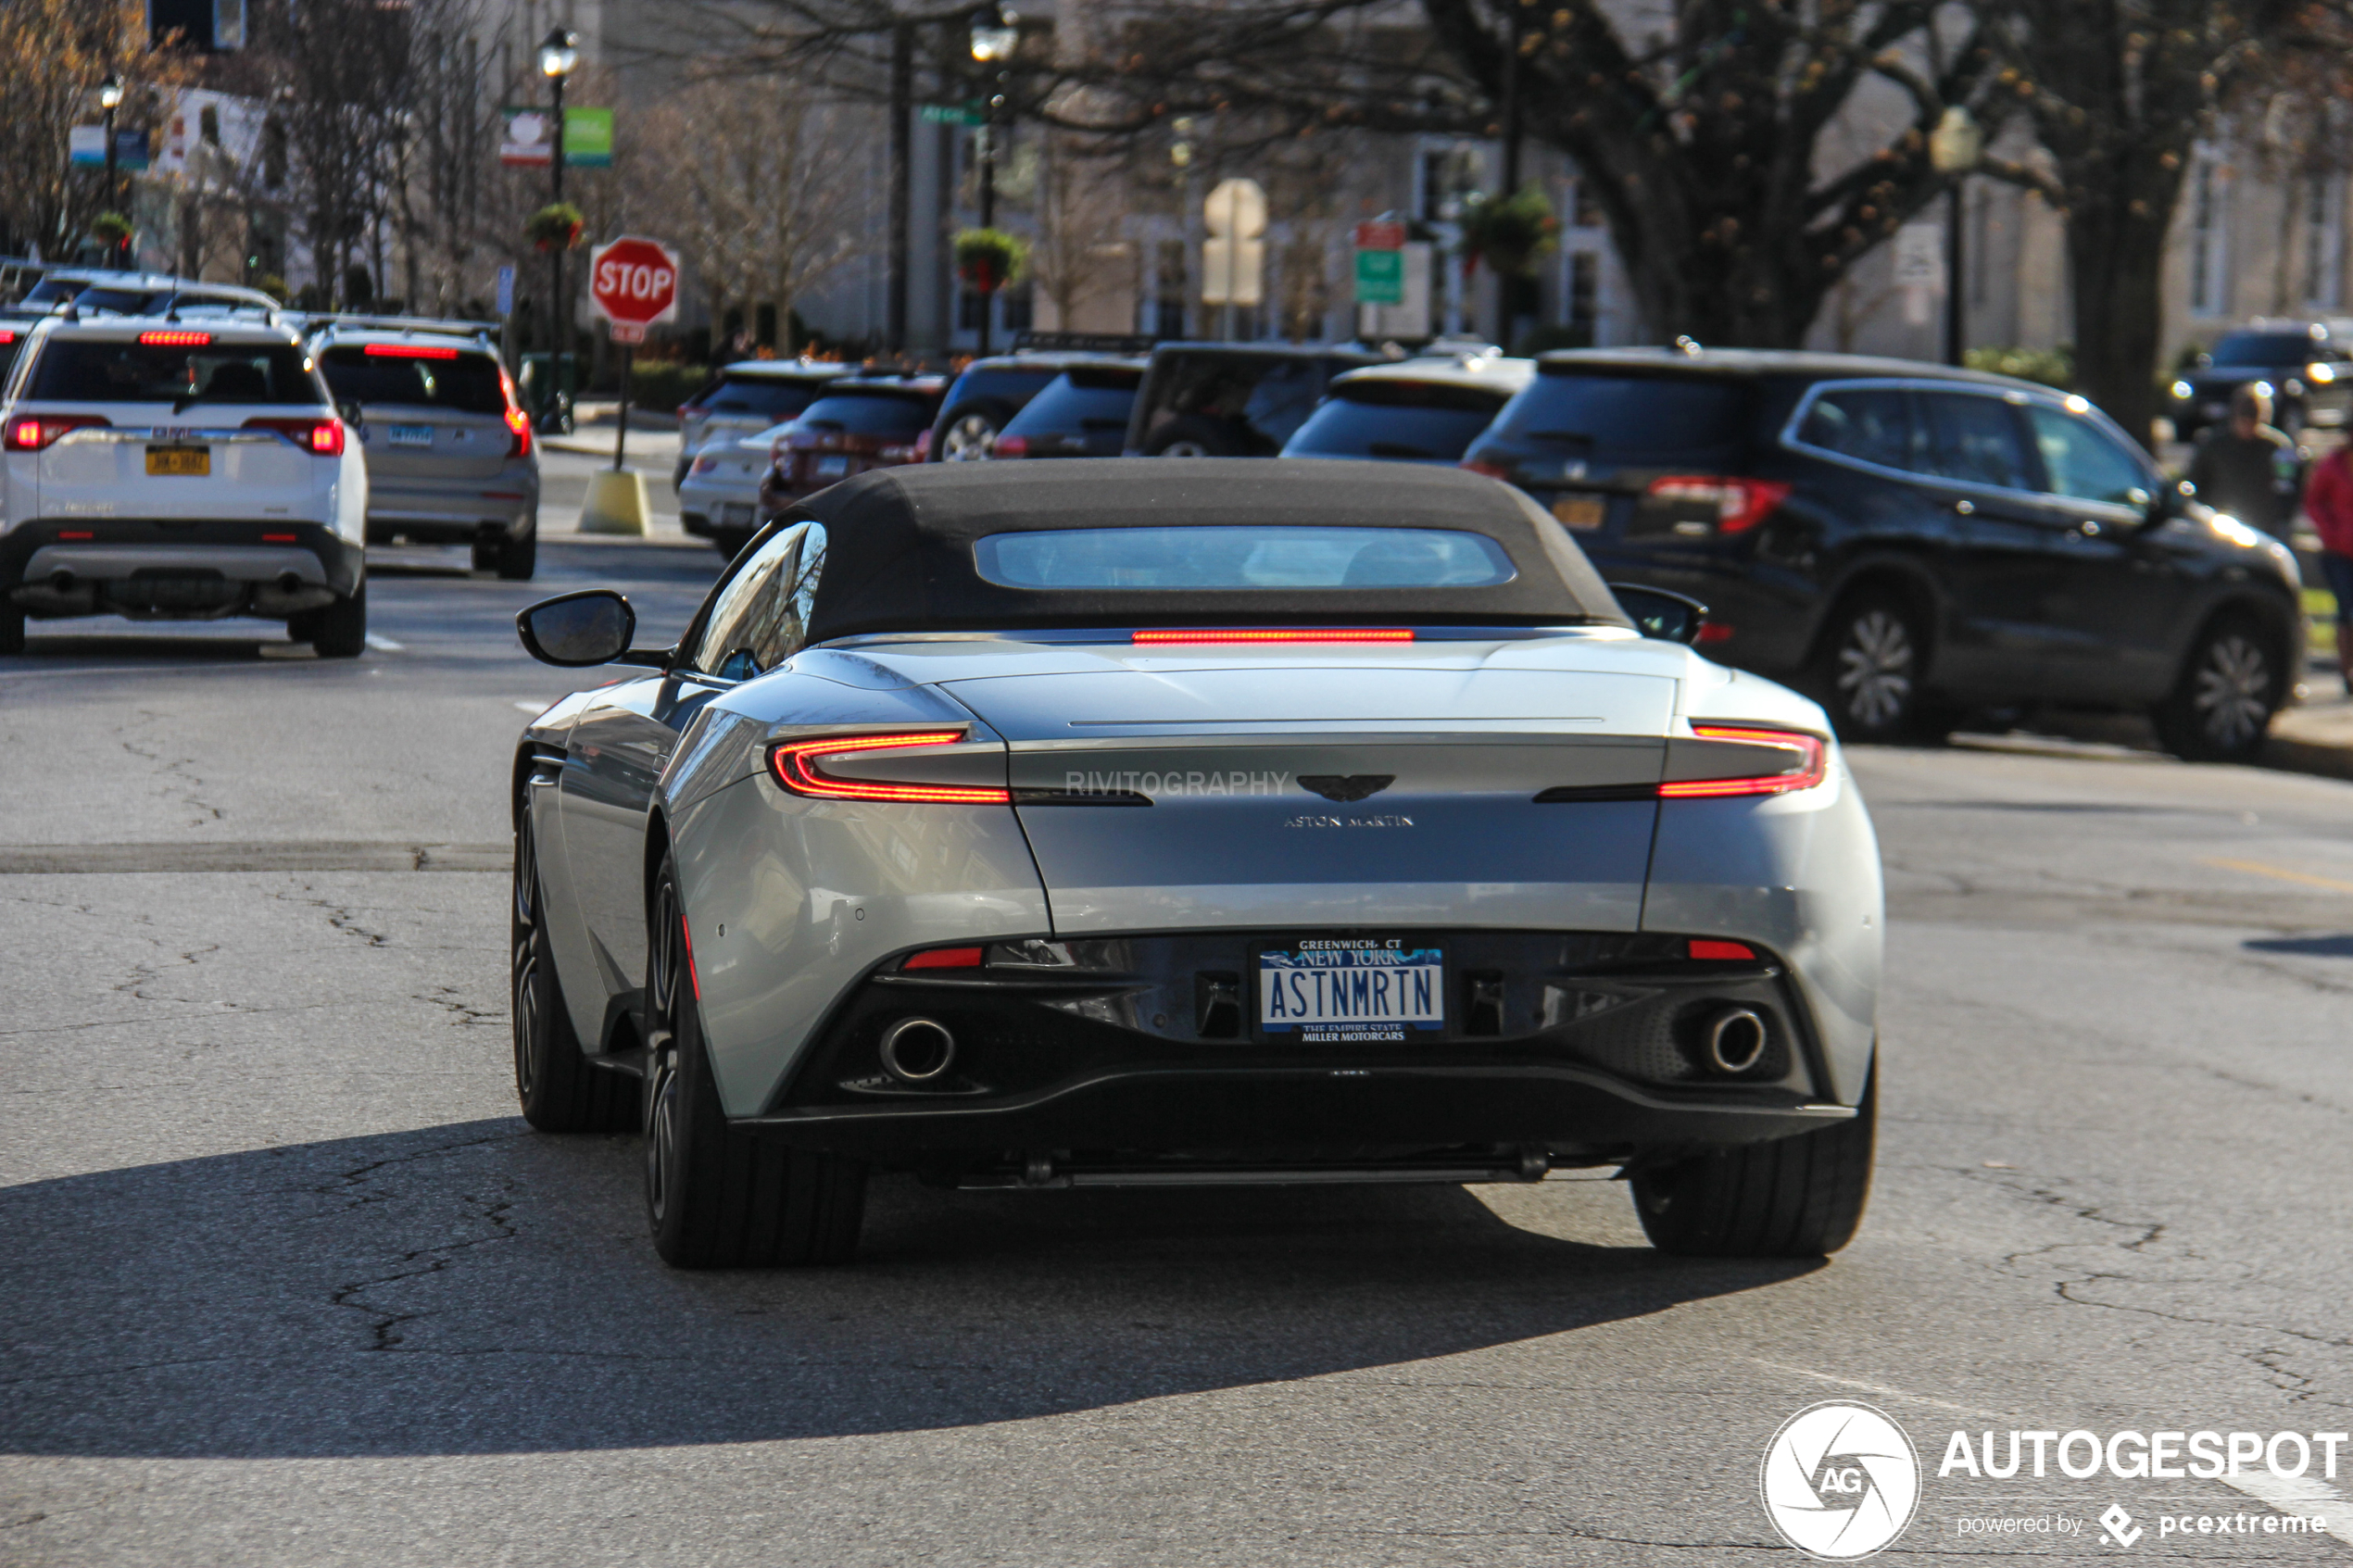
(755, 376), (944, 527)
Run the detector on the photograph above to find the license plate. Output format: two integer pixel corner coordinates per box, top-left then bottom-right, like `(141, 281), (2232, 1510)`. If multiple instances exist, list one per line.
(145, 445), (209, 476)
(815, 454), (849, 478)
(388, 424), (434, 447)
(1553, 493), (1606, 529)
(1259, 940), (1444, 1041)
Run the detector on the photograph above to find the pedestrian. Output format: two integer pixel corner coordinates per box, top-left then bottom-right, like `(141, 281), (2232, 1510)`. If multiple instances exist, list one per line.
(2185, 383), (2304, 539)
(2303, 438), (2353, 691)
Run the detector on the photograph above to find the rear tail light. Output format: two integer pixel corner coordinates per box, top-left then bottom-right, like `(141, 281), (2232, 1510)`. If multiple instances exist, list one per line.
(1695, 620), (1733, 645)
(244, 417), (346, 456)
(137, 330), (212, 346)
(1131, 628), (1416, 646)
(1644, 475), (1792, 533)
(902, 946), (985, 971)
(0, 330), (17, 345)
(992, 434), (1028, 458)
(1688, 938), (1756, 961)
(1658, 723), (1827, 797)
(913, 428), (932, 461)
(5, 414), (109, 451)
(768, 731), (1011, 805)
(498, 367), (532, 457)
(363, 343), (459, 359)
(1460, 458), (1512, 481)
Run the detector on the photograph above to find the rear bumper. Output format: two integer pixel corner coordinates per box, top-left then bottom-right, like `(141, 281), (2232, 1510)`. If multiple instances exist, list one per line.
(363, 476), (535, 543)
(3, 520), (363, 619)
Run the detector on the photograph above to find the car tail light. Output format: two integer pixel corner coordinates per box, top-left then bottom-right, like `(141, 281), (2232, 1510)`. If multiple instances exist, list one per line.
(1689, 938), (1755, 961)
(902, 946), (985, 971)
(1644, 475), (1791, 533)
(5, 414), (108, 450)
(1131, 628), (1416, 646)
(1460, 458), (1512, 481)
(503, 404), (532, 458)
(1658, 723), (1828, 797)
(364, 343), (459, 359)
(1695, 620), (1733, 645)
(768, 731), (1012, 804)
(245, 417), (346, 455)
(913, 428), (932, 461)
(992, 434), (1028, 458)
(878, 444), (917, 462)
(0, 330), (17, 345)
(137, 330), (211, 346)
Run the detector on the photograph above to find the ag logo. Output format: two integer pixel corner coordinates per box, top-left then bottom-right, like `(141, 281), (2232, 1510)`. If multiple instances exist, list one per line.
(1759, 1401), (1921, 1560)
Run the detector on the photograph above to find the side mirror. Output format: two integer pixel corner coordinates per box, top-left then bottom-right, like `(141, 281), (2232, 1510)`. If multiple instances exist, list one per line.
(1609, 583), (1709, 646)
(517, 589), (637, 667)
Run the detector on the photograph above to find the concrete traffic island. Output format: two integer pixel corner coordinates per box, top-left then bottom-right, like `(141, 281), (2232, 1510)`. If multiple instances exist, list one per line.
(579, 469), (651, 535)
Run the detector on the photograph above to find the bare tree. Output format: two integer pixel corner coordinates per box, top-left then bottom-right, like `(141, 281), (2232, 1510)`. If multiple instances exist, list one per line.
(0, 0), (187, 259)
(401, 0), (504, 314)
(258, 0), (415, 306)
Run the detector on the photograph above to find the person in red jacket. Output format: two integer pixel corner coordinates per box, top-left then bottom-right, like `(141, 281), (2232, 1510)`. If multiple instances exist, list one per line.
(2303, 440), (2353, 690)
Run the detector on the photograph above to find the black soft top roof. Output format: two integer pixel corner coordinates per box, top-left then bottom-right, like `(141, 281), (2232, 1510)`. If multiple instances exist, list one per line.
(784, 458), (1629, 643)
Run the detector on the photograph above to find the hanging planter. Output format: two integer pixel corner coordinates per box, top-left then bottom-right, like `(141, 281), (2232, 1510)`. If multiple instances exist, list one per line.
(524, 202), (585, 252)
(1458, 185), (1561, 279)
(954, 228), (1028, 295)
(89, 210), (133, 246)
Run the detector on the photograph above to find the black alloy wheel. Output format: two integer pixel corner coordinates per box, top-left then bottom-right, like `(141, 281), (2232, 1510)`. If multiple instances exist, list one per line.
(938, 400), (1014, 460)
(1815, 594), (1927, 744)
(1631, 1059), (1878, 1258)
(1144, 415), (1238, 458)
(644, 854), (867, 1269)
(512, 805), (636, 1132)
(2156, 616), (2279, 763)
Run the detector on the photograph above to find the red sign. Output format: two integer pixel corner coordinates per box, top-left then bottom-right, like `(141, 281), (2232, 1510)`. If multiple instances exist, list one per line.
(587, 236), (679, 331)
(1353, 220), (1407, 250)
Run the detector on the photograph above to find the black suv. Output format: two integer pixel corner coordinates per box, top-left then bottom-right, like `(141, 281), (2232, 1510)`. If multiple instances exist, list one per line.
(1124, 343), (1384, 456)
(1463, 348), (2305, 761)
(2168, 322), (2353, 442)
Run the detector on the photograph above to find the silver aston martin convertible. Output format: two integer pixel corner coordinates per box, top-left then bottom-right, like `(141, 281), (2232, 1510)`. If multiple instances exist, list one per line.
(510, 461), (1882, 1269)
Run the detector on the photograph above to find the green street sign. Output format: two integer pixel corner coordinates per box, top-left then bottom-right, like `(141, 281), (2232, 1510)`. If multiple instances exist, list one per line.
(563, 107), (614, 167)
(921, 103), (986, 127)
(1355, 247), (1404, 305)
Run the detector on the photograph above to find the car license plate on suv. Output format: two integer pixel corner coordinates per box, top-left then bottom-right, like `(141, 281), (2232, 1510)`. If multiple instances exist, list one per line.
(1259, 940), (1444, 1042)
(1552, 493), (1606, 530)
(145, 445), (209, 477)
(815, 454), (849, 478)
(388, 424), (434, 447)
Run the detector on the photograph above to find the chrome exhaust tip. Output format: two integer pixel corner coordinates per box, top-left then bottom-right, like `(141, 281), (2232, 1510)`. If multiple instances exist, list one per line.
(1703, 1007), (1769, 1075)
(879, 1017), (956, 1083)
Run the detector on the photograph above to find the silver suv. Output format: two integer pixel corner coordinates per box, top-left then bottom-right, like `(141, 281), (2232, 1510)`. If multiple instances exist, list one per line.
(0, 313), (368, 656)
(311, 319), (539, 578)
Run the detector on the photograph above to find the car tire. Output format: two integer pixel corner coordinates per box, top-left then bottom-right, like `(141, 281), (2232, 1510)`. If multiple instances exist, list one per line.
(1813, 592), (1929, 744)
(1145, 416), (1239, 458)
(496, 529), (537, 582)
(295, 584), (367, 659)
(1632, 1059), (1877, 1258)
(0, 604), (23, 656)
(2155, 613), (2281, 763)
(937, 400), (1015, 461)
(512, 806), (635, 1133)
(644, 854), (867, 1268)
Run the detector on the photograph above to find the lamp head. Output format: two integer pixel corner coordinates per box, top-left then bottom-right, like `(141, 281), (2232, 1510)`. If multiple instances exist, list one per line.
(1929, 105), (1982, 174)
(537, 29), (580, 80)
(969, 6), (1018, 62)
(98, 73), (123, 111)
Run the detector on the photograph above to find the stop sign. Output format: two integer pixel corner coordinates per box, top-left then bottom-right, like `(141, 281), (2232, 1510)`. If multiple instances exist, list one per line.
(588, 236), (679, 333)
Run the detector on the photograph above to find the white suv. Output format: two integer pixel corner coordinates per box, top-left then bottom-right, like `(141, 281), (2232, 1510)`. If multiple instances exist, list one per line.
(0, 314), (368, 656)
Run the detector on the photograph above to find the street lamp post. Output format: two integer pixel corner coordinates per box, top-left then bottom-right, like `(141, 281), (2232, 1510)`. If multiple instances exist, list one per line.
(1929, 106), (1982, 369)
(969, 5), (1017, 355)
(98, 72), (123, 270)
(537, 28), (579, 383)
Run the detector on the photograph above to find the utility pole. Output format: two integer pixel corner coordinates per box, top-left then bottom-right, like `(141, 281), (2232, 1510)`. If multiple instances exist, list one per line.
(887, 24), (912, 358)
(538, 30), (578, 371)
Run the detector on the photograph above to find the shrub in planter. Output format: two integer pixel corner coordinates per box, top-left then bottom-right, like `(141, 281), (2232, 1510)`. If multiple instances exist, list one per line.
(954, 228), (1028, 294)
(1459, 186), (1560, 279)
(525, 203), (585, 251)
(90, 211), (133, 245)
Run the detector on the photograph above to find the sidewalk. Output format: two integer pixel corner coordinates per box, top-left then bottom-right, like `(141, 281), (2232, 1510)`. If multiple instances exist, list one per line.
(2269, 683), (2353, 782)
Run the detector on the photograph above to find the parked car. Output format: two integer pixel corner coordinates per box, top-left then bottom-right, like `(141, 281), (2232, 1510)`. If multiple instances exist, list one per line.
(1462, 347), (2304, 761)
(673, 360), (852, 493)
(2169, 320), (2353, 442)
(509, 460), (1882, 1267)
(744, 375), (944, 556)
(1282, 355), (1533, 464)
(310, 319), (539, 578)
(678, 422), (787, 545)
(20, 270), (283, 318)
(983, 361), (1146, 459)
(0, 313), (369, 656)
(927, 340), (1155, 460)
(1125, 343), (1386, 457)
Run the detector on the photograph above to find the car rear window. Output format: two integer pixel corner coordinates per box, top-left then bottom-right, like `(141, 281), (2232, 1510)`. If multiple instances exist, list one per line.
(942, 366), (1060, 408)
(30, 339), (325, 405)
(1287, 379), (1510, 460)
(319, 345), (506, 413)
(972, 525), (1517, 590)
(1494, 370), (1752, 456)
(2210, 332), (2320, 366)
(705, 375), (831, 418)
(798, 390), (936, 436)
(1796, 387), (1920, 470)
(1000, 369), (1141, 435)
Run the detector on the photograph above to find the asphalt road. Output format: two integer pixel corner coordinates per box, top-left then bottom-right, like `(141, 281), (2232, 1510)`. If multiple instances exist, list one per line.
(4, 547), (2352, 1565)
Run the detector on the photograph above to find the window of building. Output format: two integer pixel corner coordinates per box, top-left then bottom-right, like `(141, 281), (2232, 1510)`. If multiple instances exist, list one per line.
(2306, 173), (2343, 310)
(1569, 175), (1602, 230)
(1563, 250), (1599, 345)
(2189, 157), (2230, 318)
(1001, 284), (1033, 333)
(1152, 237), (1187, 338)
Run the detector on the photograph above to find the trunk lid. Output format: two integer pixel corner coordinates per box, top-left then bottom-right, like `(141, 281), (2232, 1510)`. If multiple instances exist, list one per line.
(356, 404), (509, 482)
(37, 408), (325, 520)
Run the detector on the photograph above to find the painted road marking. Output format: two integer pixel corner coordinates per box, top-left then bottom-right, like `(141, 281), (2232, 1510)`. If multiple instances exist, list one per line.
(2217, 1472), (2353, 1549)
(2200, 858), (2353, 895)
(513, 700), (546, 713)
(363, 633), (404, 652)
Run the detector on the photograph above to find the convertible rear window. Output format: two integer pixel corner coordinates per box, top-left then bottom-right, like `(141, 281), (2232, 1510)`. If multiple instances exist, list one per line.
(972, 526), (1517, 590)
(29, 340), (325, 405)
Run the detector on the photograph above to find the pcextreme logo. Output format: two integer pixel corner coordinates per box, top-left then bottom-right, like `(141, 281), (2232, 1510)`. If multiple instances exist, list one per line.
(1760, 1402), (1924, 1560)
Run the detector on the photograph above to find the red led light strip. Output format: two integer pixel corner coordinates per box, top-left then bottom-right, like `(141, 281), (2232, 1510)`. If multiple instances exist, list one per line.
(768, 731), (1011, 804)
(1657, 724), (1828, 797)
(137, 330), (212, 346)
(364, 343), (460, 359)
(1131, 628), (1415, 646)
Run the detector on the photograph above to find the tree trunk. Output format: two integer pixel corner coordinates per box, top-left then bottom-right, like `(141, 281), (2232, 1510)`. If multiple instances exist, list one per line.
(2063, 177), (2180, 451)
